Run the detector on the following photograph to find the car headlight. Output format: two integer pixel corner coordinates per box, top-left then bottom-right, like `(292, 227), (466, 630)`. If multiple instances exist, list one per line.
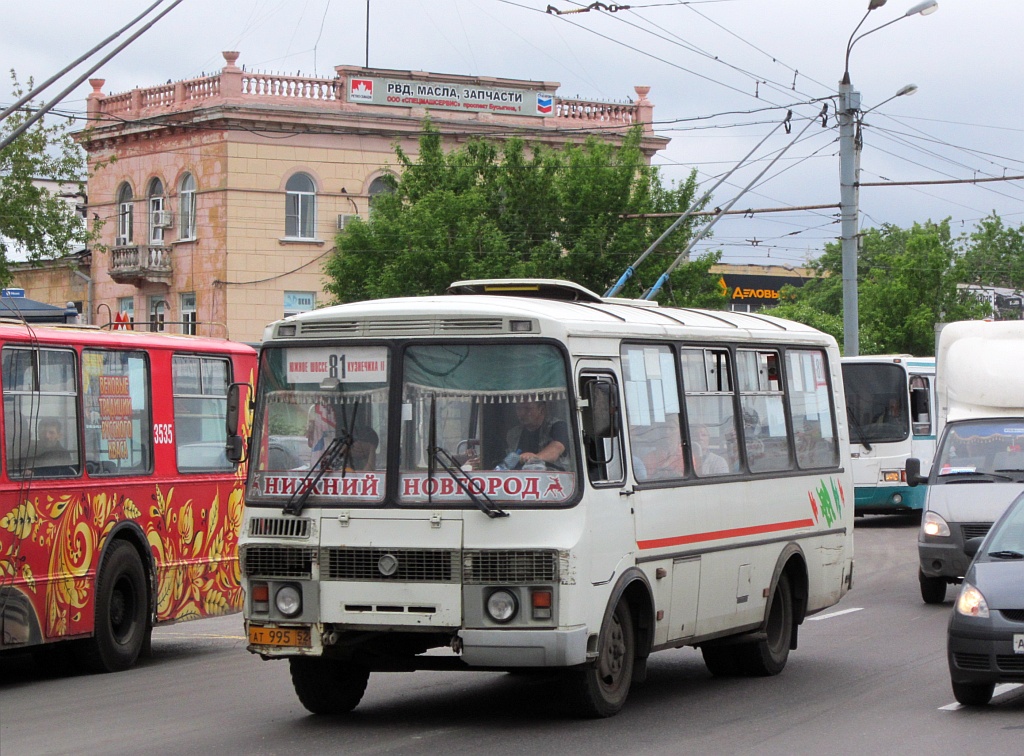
(485, 589), (518, 623)
(922, 510), (951, 537)
(275, 584), (302, 617)
(956, 581), (989, 618)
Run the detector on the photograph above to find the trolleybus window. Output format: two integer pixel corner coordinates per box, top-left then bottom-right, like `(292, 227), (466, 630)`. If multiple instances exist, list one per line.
(82, 349), (151, 475)
(174, 355), (233, 472)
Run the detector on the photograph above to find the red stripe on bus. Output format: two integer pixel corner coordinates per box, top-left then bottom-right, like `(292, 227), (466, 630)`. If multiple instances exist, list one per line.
(636, 519), (816, 550)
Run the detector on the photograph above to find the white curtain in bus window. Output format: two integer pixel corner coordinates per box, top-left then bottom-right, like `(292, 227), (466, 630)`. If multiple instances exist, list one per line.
(786, 350), (838, 469)
(737, 349), (791, 473)
(82, 350), (151, 475)
(399, 343), (574, 503)
(173, 356), (232, 472)
(622, 345), (684, 481)
(2, 347), (82, 478)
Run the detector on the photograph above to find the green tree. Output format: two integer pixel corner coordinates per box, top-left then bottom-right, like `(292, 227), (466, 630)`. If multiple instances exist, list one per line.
(954, 212), (1024, 290)
(772, 220), (988, 355)
(324, 123), (725, 306)
(0, 72), (92, 285)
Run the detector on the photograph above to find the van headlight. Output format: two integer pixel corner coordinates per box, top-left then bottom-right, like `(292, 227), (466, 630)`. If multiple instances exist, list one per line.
(922, 510), (950, 537)
(275, 584), (302, 617)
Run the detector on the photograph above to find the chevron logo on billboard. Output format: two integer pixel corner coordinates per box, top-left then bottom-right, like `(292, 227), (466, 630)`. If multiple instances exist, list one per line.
(537, 93), (553, 115)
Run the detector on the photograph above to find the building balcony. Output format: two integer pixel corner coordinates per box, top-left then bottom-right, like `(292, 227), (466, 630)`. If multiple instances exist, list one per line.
(109, 244), (172, 286)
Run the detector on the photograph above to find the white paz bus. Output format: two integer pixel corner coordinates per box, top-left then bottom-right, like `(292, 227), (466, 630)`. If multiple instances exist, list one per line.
(229, 279), (854, 717)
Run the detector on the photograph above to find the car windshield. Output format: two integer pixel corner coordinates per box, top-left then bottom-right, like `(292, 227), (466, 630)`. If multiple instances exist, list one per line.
(934, 420), (1024, 480)
(986, 496), (1024, 556)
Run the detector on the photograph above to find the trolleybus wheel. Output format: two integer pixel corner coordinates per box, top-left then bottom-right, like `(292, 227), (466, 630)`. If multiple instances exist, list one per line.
(951, 680), (994, 706)
(289, 657), (370, 714)
(79, 540), (148, 673)
(919, 570), (947, 604)
(563, 600), (635, 718)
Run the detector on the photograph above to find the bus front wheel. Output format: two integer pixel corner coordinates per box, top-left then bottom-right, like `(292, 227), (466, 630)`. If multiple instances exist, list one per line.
(289, 657), (369, 714)
(79, 540), (148, 673)
(563, 600), (635, 718)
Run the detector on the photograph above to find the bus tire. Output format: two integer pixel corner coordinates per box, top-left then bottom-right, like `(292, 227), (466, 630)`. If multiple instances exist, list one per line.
(563, 600), (635, 718)
(701, 645), (741, 677)
(735, 573), (793, 676)
(78, 541), (148, 673)
(919, 571), (947, 604)
(952, 680), (994, 706)
(289, 657), (369, 715)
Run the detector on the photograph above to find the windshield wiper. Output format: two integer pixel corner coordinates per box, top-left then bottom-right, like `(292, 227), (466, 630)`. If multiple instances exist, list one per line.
(846, 406), (871, 452)
(430, 445), (508, 519)
(988, 549), (1024, 559)
(939, 470), (1015, 483)
(283, 432), (353, 516)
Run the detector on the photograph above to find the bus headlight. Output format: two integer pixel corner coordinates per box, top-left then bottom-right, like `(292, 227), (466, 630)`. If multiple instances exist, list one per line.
(922, 511), (951, 537)
(486, 589), (518, 623)
(275, 584), (302, 617)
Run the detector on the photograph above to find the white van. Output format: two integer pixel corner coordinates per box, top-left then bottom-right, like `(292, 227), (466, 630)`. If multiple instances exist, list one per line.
(907, 320), (1024, 603)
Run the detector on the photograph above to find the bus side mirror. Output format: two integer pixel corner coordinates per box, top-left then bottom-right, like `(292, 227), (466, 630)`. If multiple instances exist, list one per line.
(905, 457), (926, 487)
(226, 382), (250, 464)
(584, 381), (619, 439)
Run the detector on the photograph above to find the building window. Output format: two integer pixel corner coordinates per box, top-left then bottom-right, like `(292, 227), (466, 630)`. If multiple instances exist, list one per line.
(148, 178), (166, 246)
(180, 292), (197, 335)
(116, 183), (134, 245)
(368, 175), (395, 210)
(118, 297), (135, 327)
(179, 173), (196, 240)
(285, 173), (316, 239)
(283, 291), (316, 317)
(149, 297), (167, 332)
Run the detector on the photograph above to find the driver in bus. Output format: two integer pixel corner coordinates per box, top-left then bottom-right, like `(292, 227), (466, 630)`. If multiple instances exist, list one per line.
(34, 417), (73, 468)
(506, 400), (570, 469)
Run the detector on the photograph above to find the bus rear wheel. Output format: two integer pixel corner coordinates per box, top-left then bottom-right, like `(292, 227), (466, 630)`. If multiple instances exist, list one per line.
(289, 657), (369, 714)
(78, 541), (148, 673)
(735, 574), (793, 676)
(563, 600), (635, 718)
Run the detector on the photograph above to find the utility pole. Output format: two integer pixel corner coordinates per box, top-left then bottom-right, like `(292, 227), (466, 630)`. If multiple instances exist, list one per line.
(838, 79), (861, 357)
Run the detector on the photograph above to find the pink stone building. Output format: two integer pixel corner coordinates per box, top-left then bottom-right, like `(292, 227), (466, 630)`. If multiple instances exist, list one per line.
(71, 52), (668, 343)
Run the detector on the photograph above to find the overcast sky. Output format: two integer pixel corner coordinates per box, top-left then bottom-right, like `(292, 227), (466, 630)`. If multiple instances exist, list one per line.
(5, 0), (1023, 270)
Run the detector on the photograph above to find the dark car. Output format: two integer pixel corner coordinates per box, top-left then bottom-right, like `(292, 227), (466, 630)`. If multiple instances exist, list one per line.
(946, 491), (1024, 705)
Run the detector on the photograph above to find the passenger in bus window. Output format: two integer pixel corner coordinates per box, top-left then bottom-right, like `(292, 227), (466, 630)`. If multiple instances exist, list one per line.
(506, 400), (570, 470)
(692, 424), (729, 476)
(35, 418), (72, 467)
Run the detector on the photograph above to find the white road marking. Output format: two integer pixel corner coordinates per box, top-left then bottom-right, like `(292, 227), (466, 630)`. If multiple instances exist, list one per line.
(939, 683), (1024, 710)
(806, 607), (864, 621)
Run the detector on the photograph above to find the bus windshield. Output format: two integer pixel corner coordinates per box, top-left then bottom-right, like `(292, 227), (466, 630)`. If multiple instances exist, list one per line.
(843, 363), (909, 444)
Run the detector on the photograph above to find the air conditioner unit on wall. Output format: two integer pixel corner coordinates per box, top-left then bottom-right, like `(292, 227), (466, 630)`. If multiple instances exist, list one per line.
(153, 210), (174, 228)
(337, 213), (358, 230)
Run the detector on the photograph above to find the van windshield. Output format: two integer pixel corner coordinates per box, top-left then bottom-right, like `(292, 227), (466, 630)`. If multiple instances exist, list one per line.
(934, 420), (1024, 480)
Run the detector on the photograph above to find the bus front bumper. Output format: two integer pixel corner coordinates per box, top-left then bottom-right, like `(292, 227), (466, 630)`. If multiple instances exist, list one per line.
(459, 625), (589, 667)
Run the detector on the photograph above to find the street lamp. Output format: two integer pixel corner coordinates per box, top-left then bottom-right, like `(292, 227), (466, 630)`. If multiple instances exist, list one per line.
(839, 0), (937, 357)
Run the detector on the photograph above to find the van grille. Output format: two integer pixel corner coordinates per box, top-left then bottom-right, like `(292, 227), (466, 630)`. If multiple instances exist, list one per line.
(321, 547), (459, 582)
(462, 549), (559, 584)
(1000, 609), (1024, 622)
(961, 523), (992, 540)
(242, 546), (316, 578)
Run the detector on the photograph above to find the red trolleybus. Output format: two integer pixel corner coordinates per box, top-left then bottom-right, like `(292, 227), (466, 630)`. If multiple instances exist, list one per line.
(0, 322), (256, 672)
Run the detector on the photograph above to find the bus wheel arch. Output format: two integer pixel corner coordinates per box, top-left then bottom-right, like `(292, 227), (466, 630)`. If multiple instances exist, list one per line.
(78, 527), (152, 672)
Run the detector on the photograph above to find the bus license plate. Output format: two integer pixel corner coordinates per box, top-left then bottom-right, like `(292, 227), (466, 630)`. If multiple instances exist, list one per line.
(249, 625), (312, 648)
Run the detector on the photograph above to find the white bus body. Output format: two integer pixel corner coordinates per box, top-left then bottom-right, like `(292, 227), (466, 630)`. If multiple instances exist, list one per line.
(914, 320), (1024, 603)
(841, 356), (936, 514)
(237, 280), (854, 717)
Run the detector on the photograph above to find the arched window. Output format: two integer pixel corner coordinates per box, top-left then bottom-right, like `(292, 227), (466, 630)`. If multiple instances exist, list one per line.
(368, 175), (395, 210)
(179, 173), (196, 240)
(285, 173), (316, 239)
(148, 178), (165, 245)
(116, 183), (134, 245)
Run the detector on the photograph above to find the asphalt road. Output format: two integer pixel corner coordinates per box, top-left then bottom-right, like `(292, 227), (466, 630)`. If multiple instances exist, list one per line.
(2, 514), (1022, 756)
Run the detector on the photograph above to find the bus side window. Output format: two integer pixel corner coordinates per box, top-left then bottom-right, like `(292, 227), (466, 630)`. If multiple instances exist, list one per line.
(82, 349), (152, 476)
(909, 376), (931, 436)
